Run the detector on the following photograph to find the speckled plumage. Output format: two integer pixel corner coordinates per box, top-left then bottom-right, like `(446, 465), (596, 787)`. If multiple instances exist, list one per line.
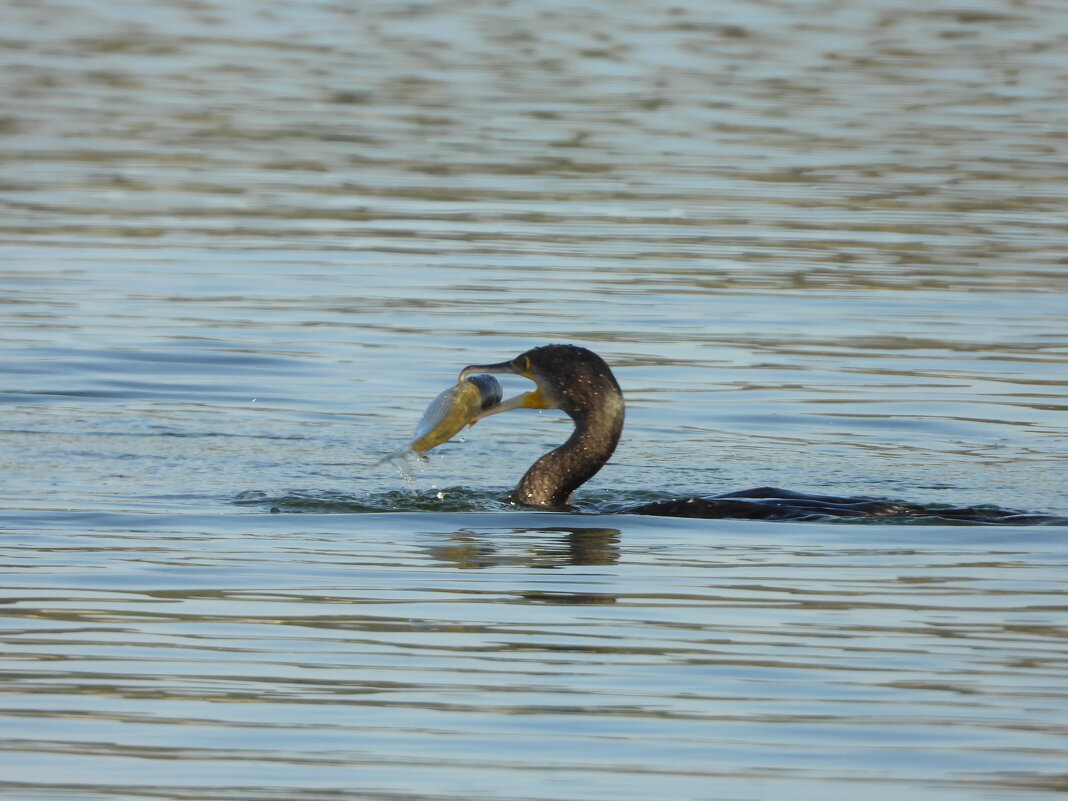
(508, 345), (624, 508)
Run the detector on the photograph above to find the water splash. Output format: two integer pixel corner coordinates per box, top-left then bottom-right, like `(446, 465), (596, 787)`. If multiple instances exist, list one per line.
(233, 487), (511, 514)
(381, 450), (421, 492)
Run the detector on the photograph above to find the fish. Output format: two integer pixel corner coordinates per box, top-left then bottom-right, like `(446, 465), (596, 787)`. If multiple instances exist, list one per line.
(382, 374), (503, 462)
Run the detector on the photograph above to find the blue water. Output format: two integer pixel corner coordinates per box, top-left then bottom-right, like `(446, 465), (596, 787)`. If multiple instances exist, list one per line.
(2, 1), (1068, 799)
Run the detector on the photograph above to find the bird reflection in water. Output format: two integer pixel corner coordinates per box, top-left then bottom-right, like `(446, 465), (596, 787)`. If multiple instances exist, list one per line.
(423, 526), (621, 571)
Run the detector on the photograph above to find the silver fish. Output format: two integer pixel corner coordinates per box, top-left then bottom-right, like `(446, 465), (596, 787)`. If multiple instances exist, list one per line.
(384, 374), (502, 461)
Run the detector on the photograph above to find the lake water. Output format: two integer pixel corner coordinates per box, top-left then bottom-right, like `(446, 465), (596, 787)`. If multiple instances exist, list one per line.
(2, 1), (1067, 799)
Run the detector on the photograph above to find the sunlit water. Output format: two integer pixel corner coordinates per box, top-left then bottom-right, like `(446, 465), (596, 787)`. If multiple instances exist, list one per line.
(2, 1), (1067, 799)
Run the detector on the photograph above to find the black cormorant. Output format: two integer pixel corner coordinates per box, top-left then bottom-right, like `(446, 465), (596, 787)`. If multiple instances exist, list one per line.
(458, 344), (1055, 523)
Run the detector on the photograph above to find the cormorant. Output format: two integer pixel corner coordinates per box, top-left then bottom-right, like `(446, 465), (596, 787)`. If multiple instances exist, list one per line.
(458, 344), (1054, 523)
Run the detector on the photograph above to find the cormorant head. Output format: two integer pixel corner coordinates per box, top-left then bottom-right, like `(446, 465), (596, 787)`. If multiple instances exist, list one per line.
(458, 344), (623, 423)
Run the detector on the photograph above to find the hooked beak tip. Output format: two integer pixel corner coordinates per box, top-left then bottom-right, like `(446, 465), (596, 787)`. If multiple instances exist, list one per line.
(458, 359), (517, 382)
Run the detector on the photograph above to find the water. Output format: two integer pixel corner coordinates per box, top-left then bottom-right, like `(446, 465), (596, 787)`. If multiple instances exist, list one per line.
(2, 0), (1068, 799)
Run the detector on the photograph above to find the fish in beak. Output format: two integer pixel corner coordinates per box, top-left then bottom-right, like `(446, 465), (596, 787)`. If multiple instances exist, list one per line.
(458, 354), (556, 424)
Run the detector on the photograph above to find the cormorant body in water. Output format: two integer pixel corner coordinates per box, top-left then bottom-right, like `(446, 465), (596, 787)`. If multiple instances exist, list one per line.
(459, 344), (1056, 523)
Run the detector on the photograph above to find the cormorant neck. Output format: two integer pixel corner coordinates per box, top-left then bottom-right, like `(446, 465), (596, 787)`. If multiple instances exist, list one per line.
(511, 390), (624, 509)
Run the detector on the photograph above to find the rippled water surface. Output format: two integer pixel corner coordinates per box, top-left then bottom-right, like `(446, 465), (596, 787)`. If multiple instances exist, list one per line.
(2, 1), (1067, 799)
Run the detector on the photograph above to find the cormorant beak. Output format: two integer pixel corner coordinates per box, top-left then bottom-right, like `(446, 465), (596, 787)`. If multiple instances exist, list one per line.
(458, 358), (551, 424)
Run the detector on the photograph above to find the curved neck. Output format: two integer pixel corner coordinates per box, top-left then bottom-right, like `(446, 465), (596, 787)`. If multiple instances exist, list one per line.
(511, 392), (624, 509)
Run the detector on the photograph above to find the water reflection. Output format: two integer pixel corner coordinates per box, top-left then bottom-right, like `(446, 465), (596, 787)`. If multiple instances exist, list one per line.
(424, 526), (621, 570)
(3, 510), (1068, 801)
